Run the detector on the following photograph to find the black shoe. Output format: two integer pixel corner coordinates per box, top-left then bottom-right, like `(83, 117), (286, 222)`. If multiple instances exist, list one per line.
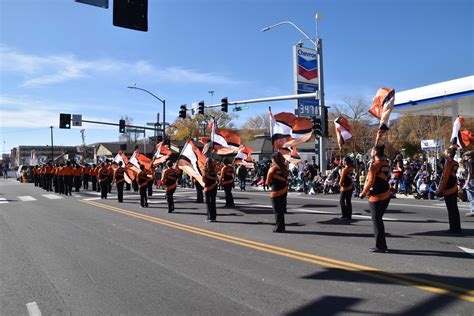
(369, 247), (387, 253)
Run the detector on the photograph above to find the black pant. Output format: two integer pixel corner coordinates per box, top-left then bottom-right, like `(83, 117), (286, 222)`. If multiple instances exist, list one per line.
(64, 176), (73, 195)
(53, 176), (59, 193)
(196, 183), (204, 203)
(108, 177), (112, 193)
(166, 188), (175, 212)
(74, 176), (81, 192)
(340, 190), (353, 219)
(271, 193), (287, 232)
(205, 188), (217, 220)
(83, 175), (89, 189)
(132, 181), (138, 192)
(147, 180), (153, 196)
(46, 174), (53, 192)
(59, 177), (64, 194)
(444, 193), (462, 232)
(369, 198), (390, 249)
(223, 184), (234, 206)
(125, 182), (131, 191)
(116, 182), (124, 202)
(91, 176), (97, 191)
(140, 186), (148, 207)
(100, 181), (108, 199)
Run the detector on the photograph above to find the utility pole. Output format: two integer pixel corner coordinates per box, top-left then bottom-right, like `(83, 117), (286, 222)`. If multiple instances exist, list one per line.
(50, 126), (54, 162)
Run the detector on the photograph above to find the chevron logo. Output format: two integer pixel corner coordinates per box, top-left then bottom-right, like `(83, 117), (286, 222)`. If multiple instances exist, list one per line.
(297, 56), (317, 80)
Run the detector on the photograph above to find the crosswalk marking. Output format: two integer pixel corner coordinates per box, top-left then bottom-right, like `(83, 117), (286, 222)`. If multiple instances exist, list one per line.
(17, 196), (37, 202)
(0, 197), (8, 204)
(42, 194), (63, 200)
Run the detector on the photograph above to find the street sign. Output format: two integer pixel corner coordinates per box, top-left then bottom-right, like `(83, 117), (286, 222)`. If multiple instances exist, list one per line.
(126, 128), (145, 134)
(233, 105), (249, 112)
(72, 114), (82, 127)
(294, 45), (319, 117)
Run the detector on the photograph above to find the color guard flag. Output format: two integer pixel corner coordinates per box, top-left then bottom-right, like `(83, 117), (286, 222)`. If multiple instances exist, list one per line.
(369, 88), (395, 144)
(177, 140), (206, 187)
(126, 151), (141, 181)
(269, 107), (313, 149)
(153, 141), (172, 165)
(114, 151), (129, 166)
(233, 145), (254, 168)
(207, 119), (241, 155)
(334, 116), (352, 150)
(278, 147), (301, 164)
(450, 116), (473, 148)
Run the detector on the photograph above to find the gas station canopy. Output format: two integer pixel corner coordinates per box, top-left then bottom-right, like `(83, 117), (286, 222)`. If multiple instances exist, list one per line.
(393, 76), (474, 118)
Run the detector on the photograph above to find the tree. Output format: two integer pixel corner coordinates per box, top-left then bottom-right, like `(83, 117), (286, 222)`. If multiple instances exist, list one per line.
(167, 109), (238, 140)
(240, 114), (270, 142)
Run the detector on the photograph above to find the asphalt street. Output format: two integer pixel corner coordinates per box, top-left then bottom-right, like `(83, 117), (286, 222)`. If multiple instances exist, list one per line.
(1, 178), (473, 315)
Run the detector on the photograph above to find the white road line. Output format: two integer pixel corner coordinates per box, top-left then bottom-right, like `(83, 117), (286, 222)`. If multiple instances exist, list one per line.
(26, 301), (42, 316)
(42, 194), (63, 200)
(457, 246), (474, 256)
(0, 197), (8, 204)
(17, 196), (37, 202)
(83, 197), (101, 201)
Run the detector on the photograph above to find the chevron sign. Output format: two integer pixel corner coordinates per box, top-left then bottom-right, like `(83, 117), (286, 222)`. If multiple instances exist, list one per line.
(294, 45), (319, 117)
(295, 46), (318, 84)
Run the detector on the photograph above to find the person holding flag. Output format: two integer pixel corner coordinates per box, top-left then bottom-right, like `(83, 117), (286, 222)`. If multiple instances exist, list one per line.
(266, 152), (289, 233)
(193, 177), (204, 203)
(360, 144), (391, 253)
(204, 158), (218, 222)
(219, 158), (235, 207)
(339, 157), (354, 221)
(98, 162), (109, 199)
(113, 161), (126, 203)
(436, 147), (462, 234)
(137, 164), (149, 208)
(161, 160), (179, 213)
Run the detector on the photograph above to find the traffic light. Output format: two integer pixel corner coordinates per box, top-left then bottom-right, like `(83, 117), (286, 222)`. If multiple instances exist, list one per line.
(198, 101), (205, 115)
(312, 116), (322, 137)
(220, 97), (228, 113)
(59, 113), (71, 129)
(321, 106), (329, 137)
(179, 104), (187, 119)
(113, 0), (148, 32)
(119, 119), (126, 133)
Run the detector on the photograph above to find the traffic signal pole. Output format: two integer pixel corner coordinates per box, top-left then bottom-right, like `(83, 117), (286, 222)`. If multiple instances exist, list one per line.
(80, 119), (163, 132)
(318, 38), (327, 173)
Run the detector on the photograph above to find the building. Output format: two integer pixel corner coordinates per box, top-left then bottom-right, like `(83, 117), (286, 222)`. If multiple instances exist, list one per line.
(10, 145), (77, 167)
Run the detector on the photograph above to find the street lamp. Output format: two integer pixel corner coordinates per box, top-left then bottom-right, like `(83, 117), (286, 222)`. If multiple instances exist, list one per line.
(262, 14), (327, 174)
(127, 85), (166, 140)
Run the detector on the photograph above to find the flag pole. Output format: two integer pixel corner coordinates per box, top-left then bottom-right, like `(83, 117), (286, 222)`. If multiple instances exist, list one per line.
(269, 106), (275, 154)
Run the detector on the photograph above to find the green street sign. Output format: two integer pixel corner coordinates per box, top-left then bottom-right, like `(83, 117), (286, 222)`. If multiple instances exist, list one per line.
(233, 105), (249, 112)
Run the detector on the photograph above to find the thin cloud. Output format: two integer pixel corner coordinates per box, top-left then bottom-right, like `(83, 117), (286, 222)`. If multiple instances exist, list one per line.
(0, 46), (242, 87)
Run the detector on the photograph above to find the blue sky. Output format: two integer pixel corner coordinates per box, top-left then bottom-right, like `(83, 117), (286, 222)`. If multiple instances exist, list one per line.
(1, 0), (472, 154)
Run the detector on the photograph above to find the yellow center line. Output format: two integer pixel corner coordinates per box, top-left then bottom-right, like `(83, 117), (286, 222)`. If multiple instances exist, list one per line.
(80, 199), (474, 303)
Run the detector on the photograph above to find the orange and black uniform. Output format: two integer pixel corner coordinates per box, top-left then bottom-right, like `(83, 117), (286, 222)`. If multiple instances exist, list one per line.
(45, 165), (54, 191)
(266, 165), (288, 232)
(147, 167), (155, 197)
(73, 166), (82, 192)
(339, 166), (354, 220)
(161, 167), (179, 212)
(137, 170), (149, 207)
(438, 160), (461, 233)
(361, 159), (391, 250)
(91, 166), (99, 192)
(57, 166), (65, 194)
(220, 164), (235, 207)
(62, 165), (74, 196)
(113, 166), (126, 202)
(204, 170), (218, 221)
(98, 166), (109, 199)
(82, 165), (91, 190)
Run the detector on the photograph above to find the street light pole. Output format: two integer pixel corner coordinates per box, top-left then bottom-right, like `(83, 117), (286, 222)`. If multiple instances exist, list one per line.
(262, 14), (327, 173)
(127, 86), (166, 140)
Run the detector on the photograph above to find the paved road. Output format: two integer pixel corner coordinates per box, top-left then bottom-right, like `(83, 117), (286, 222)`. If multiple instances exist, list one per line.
(1, 178), (473, 315)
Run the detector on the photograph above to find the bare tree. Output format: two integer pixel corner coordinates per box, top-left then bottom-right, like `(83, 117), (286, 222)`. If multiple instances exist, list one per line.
(333, 96), (372, 121)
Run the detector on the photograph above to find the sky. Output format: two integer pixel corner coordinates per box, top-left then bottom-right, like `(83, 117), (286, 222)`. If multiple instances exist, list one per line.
(0, 0), (473, 154)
